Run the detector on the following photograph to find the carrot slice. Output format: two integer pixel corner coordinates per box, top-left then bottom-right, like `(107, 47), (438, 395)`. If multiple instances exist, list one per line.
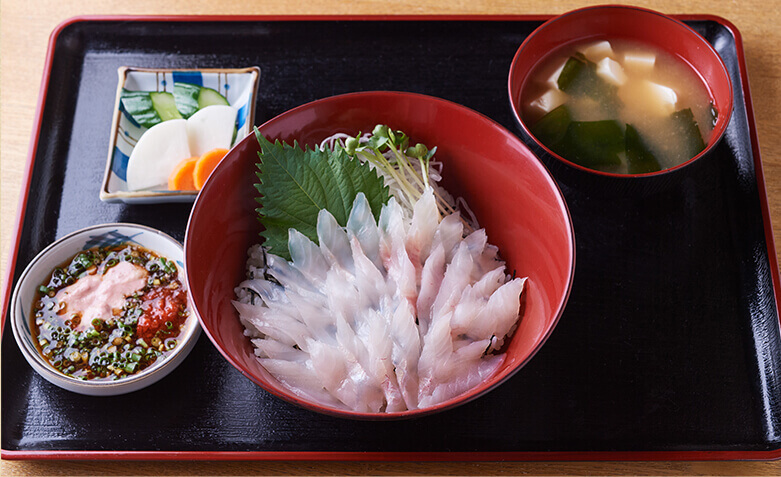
(167, 156), (199, 191)
(193, 148), (229, 190)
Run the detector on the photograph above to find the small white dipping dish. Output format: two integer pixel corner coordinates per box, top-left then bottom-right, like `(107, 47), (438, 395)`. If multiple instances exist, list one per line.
(11, 223), (201, 396)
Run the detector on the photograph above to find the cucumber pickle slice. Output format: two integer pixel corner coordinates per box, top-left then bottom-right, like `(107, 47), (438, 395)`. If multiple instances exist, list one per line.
(120, 83), (230, 129)
(149, 92), (183, 121)
(173, 82), (201, 119)
(120, 89), (162, 128)
(197, 86), (230, 109)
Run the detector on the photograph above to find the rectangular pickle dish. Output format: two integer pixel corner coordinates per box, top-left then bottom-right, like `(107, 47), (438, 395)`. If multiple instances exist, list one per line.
(2, 16), (780, 461)
(100, 66), (260, 204)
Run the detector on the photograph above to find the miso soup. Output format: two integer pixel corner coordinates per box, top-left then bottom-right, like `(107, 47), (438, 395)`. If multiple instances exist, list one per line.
(522, 39), (717, 174)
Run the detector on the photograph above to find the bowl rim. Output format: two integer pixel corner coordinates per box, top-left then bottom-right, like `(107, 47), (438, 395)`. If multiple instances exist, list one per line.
(507, 4), (734, 179)
(185, 90), (576, 419)
(11, 222), (201, 395)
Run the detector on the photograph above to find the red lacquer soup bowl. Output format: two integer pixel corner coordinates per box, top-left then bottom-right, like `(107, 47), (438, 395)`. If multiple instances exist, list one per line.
(508, 5), (733, 182)
(185, 91), (575, 419)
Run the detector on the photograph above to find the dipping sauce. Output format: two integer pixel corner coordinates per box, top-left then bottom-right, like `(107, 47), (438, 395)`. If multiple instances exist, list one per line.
(31, 244), (188, 381)
(522, 38), (717, 174)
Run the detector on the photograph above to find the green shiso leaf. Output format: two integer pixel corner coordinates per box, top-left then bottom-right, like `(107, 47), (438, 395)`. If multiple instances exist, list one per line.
(254, 129), (390, 260)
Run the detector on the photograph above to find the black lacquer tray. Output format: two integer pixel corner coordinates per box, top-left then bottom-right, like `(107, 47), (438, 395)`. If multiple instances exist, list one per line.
(3, 15), (780, 460)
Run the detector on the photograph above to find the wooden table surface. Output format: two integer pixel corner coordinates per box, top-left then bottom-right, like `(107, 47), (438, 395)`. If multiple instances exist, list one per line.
(1, 0), (779, 475)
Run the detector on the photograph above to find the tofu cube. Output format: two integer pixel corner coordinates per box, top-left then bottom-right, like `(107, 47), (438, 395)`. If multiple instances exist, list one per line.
(624, 51), (656, 71)
(620, 80), (678, 117)
(596, 57), (628, 86)
(579, 40), (614, 62)
(546, 59), (568, 88)
(529, 89), (568, 115)
(644, 81), (677, 115)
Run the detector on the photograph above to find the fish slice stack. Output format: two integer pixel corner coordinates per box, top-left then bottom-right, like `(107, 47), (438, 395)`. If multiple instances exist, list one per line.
(234, 188), (525, 412)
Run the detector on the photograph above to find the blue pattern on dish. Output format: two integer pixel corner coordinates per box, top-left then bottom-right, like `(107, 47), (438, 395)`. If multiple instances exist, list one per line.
(82, 230), (143, 250)
(236, 102), (248, 129)
(173, 71), (204, 86)
(111, 147), (130, 181)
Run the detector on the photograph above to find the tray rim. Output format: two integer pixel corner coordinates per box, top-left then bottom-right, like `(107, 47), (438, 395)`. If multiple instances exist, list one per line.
(2, 13), (779, 462)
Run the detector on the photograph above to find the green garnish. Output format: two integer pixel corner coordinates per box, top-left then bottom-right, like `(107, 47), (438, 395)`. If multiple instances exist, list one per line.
(254, 129), (391, 260)
(346, 125), (443, 214)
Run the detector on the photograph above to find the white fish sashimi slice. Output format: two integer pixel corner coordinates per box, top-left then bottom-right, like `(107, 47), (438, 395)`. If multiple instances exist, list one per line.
(473, 277), (526, 350)
(289, 228), (329, 284)
(126, 119), (191, 191)
(307, 339), (375, 412)
(429, 242), (475, 327)
(251, 338), (308, 362)
(389, 299), (421, 410)
(286, 292), (337, 346)
(406, 187), (439, 267)
(186, 104), (237, 156)
(325, 267), (361, 328)
(381, 196), (422, 306)
(347, 193), (383, 272)
(232, 301), (299, 347)
(449, 267), (508, 336)
(350, 237), (388, 310)
(378, 198), (407, 237)
(317, 209), (354, 272)
(266, 253), (319, 295)
(416, 243), (446, 336)
(431, 213), (464, 263)
(252, 313), (312, 349)
(469, 266), (508, 299)
(260, 358), (347, 410)
(359, 308), (406, 412)
(425, 338), (491, 390)
(418, 354), (505, 409)
(417, 309), (454, 398)
(334, 314), (387, 413)
(236, 278), (288, 306)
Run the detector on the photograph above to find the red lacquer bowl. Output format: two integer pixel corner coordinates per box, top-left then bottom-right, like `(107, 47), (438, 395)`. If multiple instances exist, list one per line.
(184, 91), (575, 419)
(508, 5), (733, 180)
